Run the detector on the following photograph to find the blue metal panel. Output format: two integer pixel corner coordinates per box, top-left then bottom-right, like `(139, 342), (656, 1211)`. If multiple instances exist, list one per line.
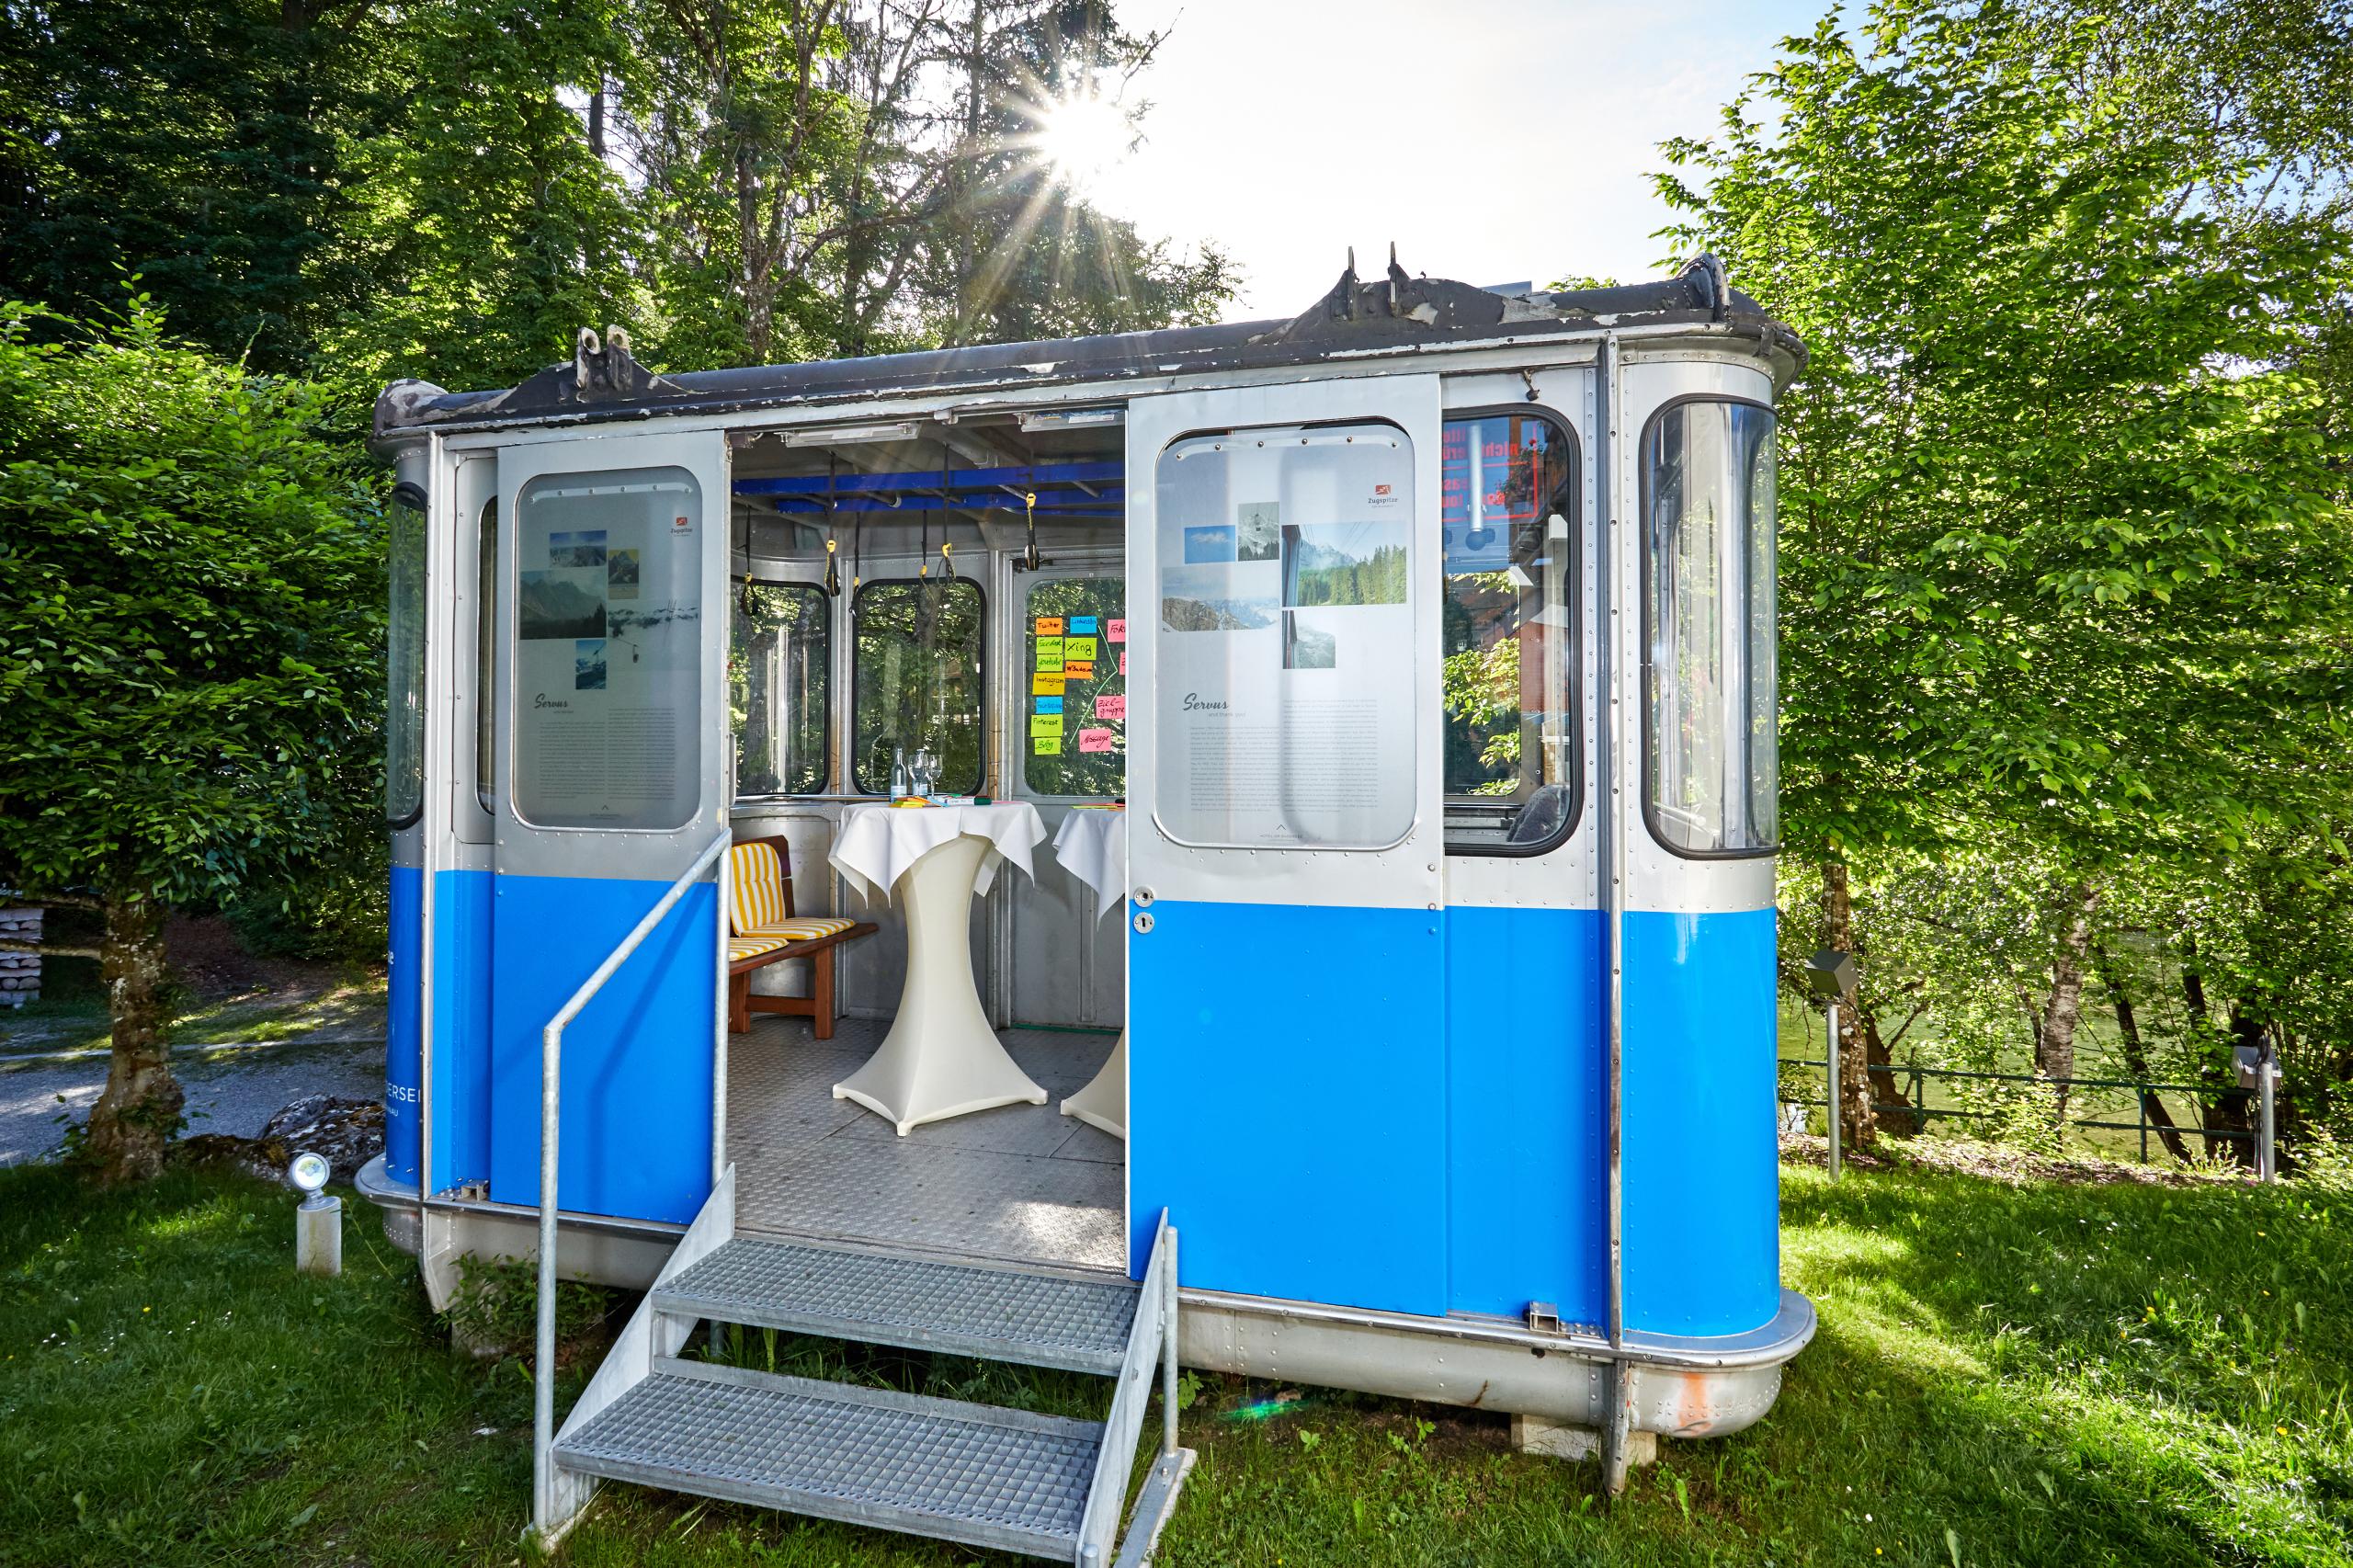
(1445, 905), (1607, 1324)
(1129, 899), (1447, 1316)
(429, 869), (494, 1191)
(384, 866), (424, 1187)
(1620, 907), (1780, 1337)
(486, 873), (716, 1224)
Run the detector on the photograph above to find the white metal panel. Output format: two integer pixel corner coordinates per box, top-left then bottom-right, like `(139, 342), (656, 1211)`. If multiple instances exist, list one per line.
(1614, 358), (1777, 916)
(1438, 369), (1601, 913)
(1124, 375), (1446, 912)
(493, 429), (733, 883)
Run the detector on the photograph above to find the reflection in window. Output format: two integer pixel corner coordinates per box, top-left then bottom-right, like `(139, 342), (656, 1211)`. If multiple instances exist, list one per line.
(510, 467), (704, 830)
(1440, 413), (1577, 851)
(386, 486), (426, 825)
(733, 582), (830, 797)
(852, 578), (983, 795)
(1023, 576), (1125, 798)
(1644, 400), (1778, 855)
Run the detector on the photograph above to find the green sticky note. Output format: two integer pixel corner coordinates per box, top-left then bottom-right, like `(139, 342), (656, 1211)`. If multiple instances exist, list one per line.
(1033, 735), (1061, 755)
(1029, 713), (1063, 739)
(1063, 636), (1097, 662)
(1036, 636), (1064, 660)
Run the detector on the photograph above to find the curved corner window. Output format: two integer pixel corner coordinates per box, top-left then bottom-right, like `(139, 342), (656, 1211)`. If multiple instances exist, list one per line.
(385, 484), (426, 826)
(733, 582), (831, 797)
(851, 578), (984, 795)
(1441, 411), (1579, 854)
(1643, 399), (1777, 856)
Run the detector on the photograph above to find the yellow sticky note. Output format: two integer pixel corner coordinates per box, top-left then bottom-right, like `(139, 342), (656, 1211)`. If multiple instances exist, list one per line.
(1037, 636), (1064, 661)
(1029, 713), (1063, 739)
(1063, 636), (1097, 662)
(1031, 674), (1065, 696)
(1034, 735), (1061, 755)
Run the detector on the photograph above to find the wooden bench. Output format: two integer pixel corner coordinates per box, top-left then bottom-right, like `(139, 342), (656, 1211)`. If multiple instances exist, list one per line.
(726, 836), (877, 1040)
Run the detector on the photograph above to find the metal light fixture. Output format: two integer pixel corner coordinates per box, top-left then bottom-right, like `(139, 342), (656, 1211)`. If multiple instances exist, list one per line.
(290, 1151), (342, 1276)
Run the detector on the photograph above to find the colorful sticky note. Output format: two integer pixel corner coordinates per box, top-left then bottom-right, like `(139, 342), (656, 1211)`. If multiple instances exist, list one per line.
(1035, 617), (1065, 636)
(1077, 727), (1114, 754)
(1107, 619), (1127, 643)
(1119, 651), (1128, 675)
(1037, 655), (1063, 675)
(1034, 735), (1060, 755)
(1070, 615), (1098, 635)
(1029, 713), (1063, 739)
(1031, 674), (1064, 696)
(1062, 660), (1095, 679)
(1063, 636), (1097, 662)
(1035, 696), (1063, 714)
(1036, 636), (1064, 660)
(1095, 694), (1126, 722)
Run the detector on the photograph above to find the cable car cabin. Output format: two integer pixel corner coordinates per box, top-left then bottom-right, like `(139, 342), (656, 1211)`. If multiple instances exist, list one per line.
(362, 254), (1813, 1553)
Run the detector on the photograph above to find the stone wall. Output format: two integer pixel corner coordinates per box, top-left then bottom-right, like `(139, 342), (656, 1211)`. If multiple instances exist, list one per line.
(0, 906), (41, 1007)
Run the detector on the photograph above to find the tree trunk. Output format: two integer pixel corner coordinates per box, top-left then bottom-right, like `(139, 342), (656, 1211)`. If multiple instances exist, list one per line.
(2091, 941), (2191, 1164)
(1822, 860), (1875, 1148)
(83, 892), (182, 1183)
(2179, 936), (2245, 1165)
(2034, 881), (2097, 1119)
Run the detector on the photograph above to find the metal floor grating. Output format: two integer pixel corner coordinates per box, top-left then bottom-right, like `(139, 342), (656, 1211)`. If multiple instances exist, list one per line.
(656, 1236), (1137, 1373)
(557, 1360), (1097, 1558)
(729, 1018), (1126, 1274)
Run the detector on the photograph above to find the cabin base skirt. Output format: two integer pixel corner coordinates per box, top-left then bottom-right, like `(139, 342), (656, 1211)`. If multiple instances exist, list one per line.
(358, 1159), (1814, 1440)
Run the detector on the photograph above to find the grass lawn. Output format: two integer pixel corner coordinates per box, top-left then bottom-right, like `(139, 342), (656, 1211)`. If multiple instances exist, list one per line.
(0, 1154), (2341, 1567)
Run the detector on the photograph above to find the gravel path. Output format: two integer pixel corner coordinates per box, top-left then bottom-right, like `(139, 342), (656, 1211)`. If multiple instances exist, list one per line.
(0, 1040), (385, 1167)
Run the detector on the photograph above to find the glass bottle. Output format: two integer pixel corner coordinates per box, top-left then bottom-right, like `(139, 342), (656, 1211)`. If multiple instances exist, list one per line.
(890, 744), (909, 801)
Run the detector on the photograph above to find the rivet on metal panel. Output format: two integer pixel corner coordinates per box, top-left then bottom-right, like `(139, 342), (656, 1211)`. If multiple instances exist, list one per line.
(1132, 887), (1154, 907)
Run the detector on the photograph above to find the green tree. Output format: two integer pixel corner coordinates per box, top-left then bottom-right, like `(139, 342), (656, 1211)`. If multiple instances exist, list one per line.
(0, 294), (384, 1182)
(1659, 0), (2353, 1148)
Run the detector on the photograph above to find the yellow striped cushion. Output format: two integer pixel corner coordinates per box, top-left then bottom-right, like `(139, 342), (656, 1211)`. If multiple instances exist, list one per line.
(727, 842), (788, 935)
(743, 917), (856, 942)
(728, 935), (790, 962)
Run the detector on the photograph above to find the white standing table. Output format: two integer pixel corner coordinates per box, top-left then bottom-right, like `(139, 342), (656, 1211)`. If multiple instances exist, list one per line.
(1051, 807), (1128, 1139)
(827, 802), (1050, 1134)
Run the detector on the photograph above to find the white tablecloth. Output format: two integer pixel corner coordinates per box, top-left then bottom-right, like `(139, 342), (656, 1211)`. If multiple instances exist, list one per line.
(1051, 808), (1128, 921)
(829, 801), (1047, 905)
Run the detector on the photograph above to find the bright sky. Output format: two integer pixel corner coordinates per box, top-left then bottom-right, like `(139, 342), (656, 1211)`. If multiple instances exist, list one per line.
(1086, 0), (1827, 321)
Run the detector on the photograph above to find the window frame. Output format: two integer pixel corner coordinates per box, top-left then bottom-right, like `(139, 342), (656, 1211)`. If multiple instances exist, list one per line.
(732, 576), (834, 801)
(1637, 392), (1780, 862)
(848, 574), (990, 797)
(1439, 403), (1584, 860)
(385, 483), (427, 829)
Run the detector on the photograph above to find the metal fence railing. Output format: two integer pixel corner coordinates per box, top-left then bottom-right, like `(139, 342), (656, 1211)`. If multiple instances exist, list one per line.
(1779, 1057), (2271, 1172)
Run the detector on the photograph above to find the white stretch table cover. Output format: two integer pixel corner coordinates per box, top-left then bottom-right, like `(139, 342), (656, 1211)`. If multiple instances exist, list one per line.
(1051, 808), (1129, 1140)
(828, 803), (1050, 1134)
(829, 801), (1045, 907)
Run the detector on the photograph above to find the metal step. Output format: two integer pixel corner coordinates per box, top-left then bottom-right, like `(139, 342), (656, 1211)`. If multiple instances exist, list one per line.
(555, 1358), (1098, 1561)
(654, 1237), (1137, 1375)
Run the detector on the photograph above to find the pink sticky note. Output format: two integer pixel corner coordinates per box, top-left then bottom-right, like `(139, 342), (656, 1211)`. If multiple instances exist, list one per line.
(1077, 727), (1114, 754)
(1107, 618), (1127, 643)
(1095, 694), (1126, 721)
(1119, 651), (1128, 676)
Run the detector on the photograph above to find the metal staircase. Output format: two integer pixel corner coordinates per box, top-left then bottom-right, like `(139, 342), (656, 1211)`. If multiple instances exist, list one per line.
(523, 835), (1192, 1562)
(532, 1167), (1193, 1563)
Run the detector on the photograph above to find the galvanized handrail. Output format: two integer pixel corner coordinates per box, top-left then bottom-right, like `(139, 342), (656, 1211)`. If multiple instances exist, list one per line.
(533, 828), (732, 1534)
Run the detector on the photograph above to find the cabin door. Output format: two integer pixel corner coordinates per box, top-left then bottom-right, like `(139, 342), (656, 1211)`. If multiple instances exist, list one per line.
(1123, 376), (1448, 1312)
(481, 430), (733, 1223)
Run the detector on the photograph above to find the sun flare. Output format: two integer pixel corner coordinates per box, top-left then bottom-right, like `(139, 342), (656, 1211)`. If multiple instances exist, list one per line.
(1030, 85), (1132, 196)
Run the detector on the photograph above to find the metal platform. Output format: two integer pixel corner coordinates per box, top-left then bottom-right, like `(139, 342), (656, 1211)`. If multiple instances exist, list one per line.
(655, 1236), (1137, 1373)
(558, 1358), (1099, 1560)
(728, 1017), (1125, 1274)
